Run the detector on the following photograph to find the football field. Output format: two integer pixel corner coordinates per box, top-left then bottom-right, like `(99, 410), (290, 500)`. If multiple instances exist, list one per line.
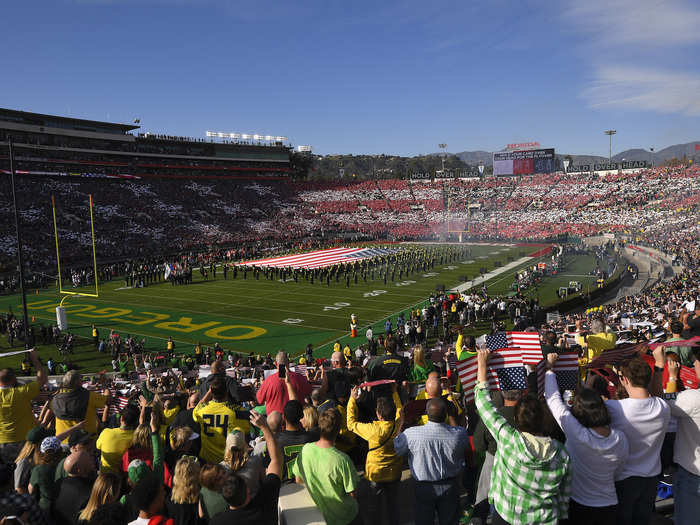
(0, 243), (602, 372)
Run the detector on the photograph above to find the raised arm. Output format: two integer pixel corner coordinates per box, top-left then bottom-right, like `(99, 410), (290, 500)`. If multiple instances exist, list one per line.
(250, 411), (281, 478)
(284, 367), (297, 401)
(29, 349), (47, 387)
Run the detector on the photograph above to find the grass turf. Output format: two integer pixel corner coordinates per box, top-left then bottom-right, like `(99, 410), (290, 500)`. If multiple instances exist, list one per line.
(0, 244), (601, 372)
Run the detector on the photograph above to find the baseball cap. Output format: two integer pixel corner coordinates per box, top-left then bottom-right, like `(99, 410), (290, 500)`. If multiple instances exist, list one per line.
(40, 436), (62, 454)
(68, 430), (91, 448)
(225, 430), (246, 452)
(128, 459), (151, 484)
(26, 426), (51, 445)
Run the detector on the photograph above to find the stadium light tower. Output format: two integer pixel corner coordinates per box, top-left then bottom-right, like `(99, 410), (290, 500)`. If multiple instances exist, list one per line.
(604, 130), (616, 162)
(438, 143), (447, 171)
(650, 146), (654, 167)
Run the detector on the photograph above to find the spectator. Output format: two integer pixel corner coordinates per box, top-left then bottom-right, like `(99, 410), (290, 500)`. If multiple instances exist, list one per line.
(660, 348), (700, 525)
(95, 404), (139, 473)
(0, 349), (47, 464)
(55, 429), (93, 481)
(165, 456), (200, 525)
(86, 501), (127, 525)
(292, 408), (361, 525)
(0, 460), (48, 525)
(577, 318), (617, 366)
(28, 436), (63, 513)
(277, 400), (315, 481)
(347, 384), (403, 525)
(127, 470), (172, 525)
(409, 345), (434, 382)
(222, 430), (265, 499)
(164, 426), (197, 475)
(606, 355), (670, 525)
(472, 389), (520, 524)
(198, 463), (229, 521)
(257, 351), (312, 414)
(77, 472), (122, 524)
(394, 397), (468, 525)
(301, 405), (319, 435)
(210, 411), (283, 525)
(544, 353), (629, 525)
(14, 426), (51, 494)
(53, 450), (97, 525)
(473, 348), (571, 525)
(198, 360), (239, 403)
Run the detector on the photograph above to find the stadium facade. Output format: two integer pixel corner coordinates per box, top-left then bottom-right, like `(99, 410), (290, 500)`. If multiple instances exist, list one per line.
(0, 108), (290, 180)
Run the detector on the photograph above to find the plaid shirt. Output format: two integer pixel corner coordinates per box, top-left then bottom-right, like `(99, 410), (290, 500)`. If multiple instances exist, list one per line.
(0, 490), (49, 525)
(474, 382), (571, 524)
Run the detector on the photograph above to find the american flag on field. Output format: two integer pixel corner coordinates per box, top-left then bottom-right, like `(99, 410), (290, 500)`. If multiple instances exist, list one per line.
(456, 348), (526, 403)
(679, 366), (699, 390)
(536, 352), (580, 395)
(237, 246), (396, 270)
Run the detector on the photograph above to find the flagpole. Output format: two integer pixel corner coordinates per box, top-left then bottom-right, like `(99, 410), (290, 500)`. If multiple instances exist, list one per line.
(8, 137), (32, 349)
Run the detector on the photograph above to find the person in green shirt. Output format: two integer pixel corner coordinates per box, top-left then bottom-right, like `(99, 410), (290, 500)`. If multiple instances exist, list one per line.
(291, 407), (361, 525)
(409, 345), (434, 383)
(28, 436), (64, 513)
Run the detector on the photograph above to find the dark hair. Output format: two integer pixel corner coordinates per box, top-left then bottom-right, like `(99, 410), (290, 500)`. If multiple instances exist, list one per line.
(463, 335), (476, 351)
(619, 357), (652, 389)
(89, 502), (128, 525)
(692, 346), (700, 364)
(121, 405), (139, 429)
(514, 393), (546, 436)
(210, 376), (227, 400)
(376, 397), (396, 421)
(670, 320), (684, 335)
(584, 374), (610, 400)
(346, 367), (363, 386)
(544, 331), (557, 346)
(318, 408), (341, 441)
(385, 339), (397, 354)
(502, 389), (522, 402)
(221, 473), (247, 508)
(426, 397), (447, 423)
(131, 472), (162, 512)
(283, 400), (304, 426)
(0, 368), (15, 386)
(570, 388), (611, 428)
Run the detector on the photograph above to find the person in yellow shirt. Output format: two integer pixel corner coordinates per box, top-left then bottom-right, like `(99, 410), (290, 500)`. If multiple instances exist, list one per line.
(193, 376), (251, 463)
(0, 349), (47, 464)
(95, 403), (140, 472)
(576, 318), (617, 366)
(333, 340), (341, 354)
(51, 370), (109, 441)
(159, 397), (181, 444)
(166, 337), (175, 353)
(343, 344), (352, 361)
(347, 384), (403, 525)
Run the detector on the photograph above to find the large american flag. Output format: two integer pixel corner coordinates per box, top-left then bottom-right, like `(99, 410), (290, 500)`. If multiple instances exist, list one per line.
(680, 366), (699, 390)
(486, 331), (542, 365)
(585, 342), (646, 369)
(456, 348), (525, 403)
(237, 246), (396, 269)
(536, 352), (580, 395)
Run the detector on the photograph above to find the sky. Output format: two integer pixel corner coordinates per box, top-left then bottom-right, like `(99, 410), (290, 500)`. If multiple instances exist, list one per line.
(1, 0), (699, 157)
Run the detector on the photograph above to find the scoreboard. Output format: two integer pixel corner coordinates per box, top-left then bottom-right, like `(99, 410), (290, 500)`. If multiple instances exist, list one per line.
(493, 148), (555, 176)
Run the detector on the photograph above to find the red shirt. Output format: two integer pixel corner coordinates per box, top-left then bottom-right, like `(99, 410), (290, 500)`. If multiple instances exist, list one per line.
(256, 371), (312, 414)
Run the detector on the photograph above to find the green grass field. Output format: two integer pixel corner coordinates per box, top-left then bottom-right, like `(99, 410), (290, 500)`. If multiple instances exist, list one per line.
(0, 244), (603, 373)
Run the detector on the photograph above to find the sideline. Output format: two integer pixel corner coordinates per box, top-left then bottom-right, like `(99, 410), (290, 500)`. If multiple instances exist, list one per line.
(449, 256), (533, 293)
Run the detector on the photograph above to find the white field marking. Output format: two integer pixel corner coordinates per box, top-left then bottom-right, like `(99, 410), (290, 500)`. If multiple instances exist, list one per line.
(450, 256), (534, 293)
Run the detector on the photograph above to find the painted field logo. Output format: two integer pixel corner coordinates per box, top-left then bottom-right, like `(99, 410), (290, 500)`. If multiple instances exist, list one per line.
(22, 300), (267, 340)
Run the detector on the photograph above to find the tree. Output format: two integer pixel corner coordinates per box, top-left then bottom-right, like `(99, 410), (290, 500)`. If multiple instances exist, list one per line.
(289, 151), (314, 180)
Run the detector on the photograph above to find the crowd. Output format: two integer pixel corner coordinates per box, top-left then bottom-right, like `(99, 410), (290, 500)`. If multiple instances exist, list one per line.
(1, 165), (698, 278)
(0, 233), (697, 525)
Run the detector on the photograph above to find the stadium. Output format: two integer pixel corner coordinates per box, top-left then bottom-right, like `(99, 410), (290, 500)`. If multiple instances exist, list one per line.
(0, 2), (699, 524)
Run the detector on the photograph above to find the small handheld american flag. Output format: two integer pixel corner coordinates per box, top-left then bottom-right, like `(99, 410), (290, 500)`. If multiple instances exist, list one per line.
(537, 352), (580, 395)
(456, 348), (526, 403)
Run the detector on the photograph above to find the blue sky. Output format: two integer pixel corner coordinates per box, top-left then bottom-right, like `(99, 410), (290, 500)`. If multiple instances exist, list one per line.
(1, 0), (699, 156)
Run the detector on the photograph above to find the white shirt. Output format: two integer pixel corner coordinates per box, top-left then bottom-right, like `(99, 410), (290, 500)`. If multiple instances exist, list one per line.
(366, 328), (373, 340)
(545, 372), (629, 507)
(667, 389), (700, 475)
(128, 518), (150, 525)
(606, 395), (670, 479)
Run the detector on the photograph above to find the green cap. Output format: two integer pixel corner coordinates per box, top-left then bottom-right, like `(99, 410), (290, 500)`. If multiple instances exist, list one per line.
(26, 426), (51, 445)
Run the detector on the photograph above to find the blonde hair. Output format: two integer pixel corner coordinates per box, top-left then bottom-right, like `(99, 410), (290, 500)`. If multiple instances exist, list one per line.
(302, 405), (318, 431)
(15, 441), (39, 465)
(223, 443), (249, 472)
(170, 426), (193, 451)
(130, 425), (152, 450)
(171, 456), (201, 505)
(413, 345), (427, 369)
(78, 472), (122, 522)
